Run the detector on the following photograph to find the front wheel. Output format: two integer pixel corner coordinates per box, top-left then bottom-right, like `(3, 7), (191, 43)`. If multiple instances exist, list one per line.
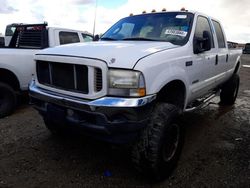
(131, 103), (184, 181)
(220, 74), (240, 106)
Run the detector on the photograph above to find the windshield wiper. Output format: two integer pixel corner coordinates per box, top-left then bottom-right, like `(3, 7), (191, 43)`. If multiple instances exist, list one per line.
(100, 37), (117, 41)
(122, 37), (158, 41)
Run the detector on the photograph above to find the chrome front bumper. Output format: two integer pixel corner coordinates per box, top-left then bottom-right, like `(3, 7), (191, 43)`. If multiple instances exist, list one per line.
(29, 81), (156, 110)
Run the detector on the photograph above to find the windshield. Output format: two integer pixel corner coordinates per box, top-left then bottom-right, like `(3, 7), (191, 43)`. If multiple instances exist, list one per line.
(101, 12), (194, 45)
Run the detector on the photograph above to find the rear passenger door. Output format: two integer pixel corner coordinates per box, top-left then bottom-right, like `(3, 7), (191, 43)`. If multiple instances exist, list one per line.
(211, 20), (229, 84)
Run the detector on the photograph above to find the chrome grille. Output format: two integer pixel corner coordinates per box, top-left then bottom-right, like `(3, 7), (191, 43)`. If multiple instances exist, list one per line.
(37, 60), (93, 94)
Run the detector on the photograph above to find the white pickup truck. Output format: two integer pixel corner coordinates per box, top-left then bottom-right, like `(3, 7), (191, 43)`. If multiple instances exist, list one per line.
(29, 11), (242, 180)
(0, 23), (93, 118)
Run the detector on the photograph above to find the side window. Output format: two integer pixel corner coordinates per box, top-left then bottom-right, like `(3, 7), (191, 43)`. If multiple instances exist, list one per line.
(82, 34), (93, 42)
(59, 31), (80, 45)
(212, 20), (226, 48)
(194, 16), (214, 48)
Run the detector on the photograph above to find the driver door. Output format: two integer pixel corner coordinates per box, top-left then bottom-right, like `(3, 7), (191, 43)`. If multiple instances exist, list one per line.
(189, 16), (218, 101)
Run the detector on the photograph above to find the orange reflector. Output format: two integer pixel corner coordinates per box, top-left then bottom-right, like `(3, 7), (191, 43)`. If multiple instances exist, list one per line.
(138, 88), (146, 97)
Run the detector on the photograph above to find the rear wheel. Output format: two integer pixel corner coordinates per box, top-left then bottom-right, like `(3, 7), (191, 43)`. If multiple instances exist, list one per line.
(220, 74), (240, 105)
(131, 103), (184, 181)
(0, 82), (16, 118)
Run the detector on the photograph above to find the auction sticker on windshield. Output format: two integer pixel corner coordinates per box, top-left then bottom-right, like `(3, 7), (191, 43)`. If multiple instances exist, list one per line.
(165, 29), (188, 37)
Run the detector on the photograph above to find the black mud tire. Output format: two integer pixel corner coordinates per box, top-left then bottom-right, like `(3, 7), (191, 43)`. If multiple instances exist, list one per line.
(0, 82), (17, 118)
(220, 74), (240, 106)
(131, 103), (184, 181)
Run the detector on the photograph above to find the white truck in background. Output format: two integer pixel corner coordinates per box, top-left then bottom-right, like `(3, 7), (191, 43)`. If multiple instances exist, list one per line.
(0, 23), (93, 118)
(30, 11), (242, 180)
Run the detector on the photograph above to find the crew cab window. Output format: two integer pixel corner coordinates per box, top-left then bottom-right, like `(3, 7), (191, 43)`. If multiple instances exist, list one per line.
(81, 34), (93, 42)
(59, 31), (80, 45)
(212, 20), (226, 48)
(194, 16), (214, 48)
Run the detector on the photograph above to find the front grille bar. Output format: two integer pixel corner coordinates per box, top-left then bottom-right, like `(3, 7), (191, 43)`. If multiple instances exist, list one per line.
(73, 65), (77, 89)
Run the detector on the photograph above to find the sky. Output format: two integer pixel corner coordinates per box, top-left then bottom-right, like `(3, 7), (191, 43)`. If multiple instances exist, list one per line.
(0, 0), (249, 43)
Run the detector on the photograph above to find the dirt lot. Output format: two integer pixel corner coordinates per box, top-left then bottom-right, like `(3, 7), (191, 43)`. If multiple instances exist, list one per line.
(0, 55), (250, 188)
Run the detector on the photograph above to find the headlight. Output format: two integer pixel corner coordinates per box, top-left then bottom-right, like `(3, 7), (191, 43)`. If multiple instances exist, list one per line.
(108, 69), (146, 97)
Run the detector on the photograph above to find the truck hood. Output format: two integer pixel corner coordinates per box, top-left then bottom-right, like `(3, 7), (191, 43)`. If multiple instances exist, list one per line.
(36, 41), (179, 69)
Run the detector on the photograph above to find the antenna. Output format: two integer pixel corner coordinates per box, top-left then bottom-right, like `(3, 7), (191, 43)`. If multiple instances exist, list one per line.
(93, 0), (98, 36)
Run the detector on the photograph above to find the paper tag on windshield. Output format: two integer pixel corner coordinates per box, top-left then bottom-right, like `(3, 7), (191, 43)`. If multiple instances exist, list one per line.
(165, 29), (188, 37)
(176, 15), (187, 19)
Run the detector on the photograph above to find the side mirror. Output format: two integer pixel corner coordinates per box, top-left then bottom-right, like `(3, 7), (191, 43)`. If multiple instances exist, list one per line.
(93, 34), (99, 41)
(193, 31), (212, 54)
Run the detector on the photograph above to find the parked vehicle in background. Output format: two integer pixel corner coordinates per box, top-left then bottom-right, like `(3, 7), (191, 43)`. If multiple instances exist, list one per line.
(30, 10), (242, 180)
(4, 23), (94, 47)
(243, 43), (250, 54)
(0, 23), (93, 118)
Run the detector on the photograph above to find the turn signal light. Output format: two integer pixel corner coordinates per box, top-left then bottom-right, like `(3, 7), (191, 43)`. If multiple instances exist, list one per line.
(138, 88), (146, 97)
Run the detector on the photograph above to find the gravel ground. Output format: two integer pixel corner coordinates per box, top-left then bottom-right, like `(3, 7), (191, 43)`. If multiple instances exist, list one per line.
(0, 55), (250, 188)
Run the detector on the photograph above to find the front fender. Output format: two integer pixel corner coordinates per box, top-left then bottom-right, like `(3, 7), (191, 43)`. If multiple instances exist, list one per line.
(133, 45), (191, 108)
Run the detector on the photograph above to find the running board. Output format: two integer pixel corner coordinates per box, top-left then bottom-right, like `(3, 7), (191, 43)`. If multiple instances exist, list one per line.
(184, 91), (219, 112)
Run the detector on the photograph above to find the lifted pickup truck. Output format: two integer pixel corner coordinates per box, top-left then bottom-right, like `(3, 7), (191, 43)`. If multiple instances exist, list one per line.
(0, 23), (93, 118)
(30, 11), (242, 180)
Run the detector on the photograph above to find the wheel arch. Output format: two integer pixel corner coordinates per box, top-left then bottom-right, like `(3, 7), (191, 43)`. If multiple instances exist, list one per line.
(234, 60), (241, 74)
(0, 68), (20, 91)
(156, 79), (187, 110)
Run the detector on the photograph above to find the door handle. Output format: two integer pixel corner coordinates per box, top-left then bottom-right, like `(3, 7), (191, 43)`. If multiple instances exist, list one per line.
(226, 54), (229, 62)
(215, 55), (218, 65)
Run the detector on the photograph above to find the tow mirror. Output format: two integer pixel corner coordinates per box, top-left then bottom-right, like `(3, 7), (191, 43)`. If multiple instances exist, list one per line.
(193, 30), (212, 54)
